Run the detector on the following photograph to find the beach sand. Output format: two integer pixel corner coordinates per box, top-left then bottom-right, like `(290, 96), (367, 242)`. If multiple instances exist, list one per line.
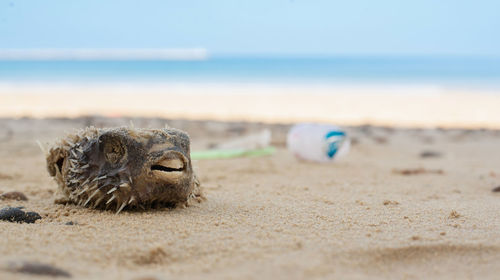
(0, 116), (499, 279)
(2, 83), (500, 128)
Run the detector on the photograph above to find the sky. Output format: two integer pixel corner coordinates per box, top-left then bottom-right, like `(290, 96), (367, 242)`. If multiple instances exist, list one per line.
(1, 0), (499, 56)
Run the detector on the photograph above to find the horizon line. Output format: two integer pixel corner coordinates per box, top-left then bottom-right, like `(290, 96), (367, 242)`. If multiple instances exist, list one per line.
(0, 48), (209, 61)
(0, 49), (499, 61)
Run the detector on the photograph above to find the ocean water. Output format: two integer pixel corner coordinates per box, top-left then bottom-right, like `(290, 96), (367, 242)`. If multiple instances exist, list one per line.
(1, 56), (500, 86)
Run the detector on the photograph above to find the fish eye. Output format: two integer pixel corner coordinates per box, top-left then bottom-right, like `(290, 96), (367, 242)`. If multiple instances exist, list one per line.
(101, 134), (127, 164)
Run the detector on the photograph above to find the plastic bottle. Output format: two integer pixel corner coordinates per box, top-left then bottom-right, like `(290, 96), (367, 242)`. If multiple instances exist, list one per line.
(287, 123), (350, 162)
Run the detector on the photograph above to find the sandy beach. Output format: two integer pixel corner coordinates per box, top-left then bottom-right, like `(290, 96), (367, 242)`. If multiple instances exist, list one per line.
(2, 83), (500, 129)
(4, 0), (500, 278)
(0, 115), (499, 279)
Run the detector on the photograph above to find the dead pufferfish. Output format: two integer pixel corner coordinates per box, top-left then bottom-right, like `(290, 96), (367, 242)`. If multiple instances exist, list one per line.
(44, 126), (203, 214)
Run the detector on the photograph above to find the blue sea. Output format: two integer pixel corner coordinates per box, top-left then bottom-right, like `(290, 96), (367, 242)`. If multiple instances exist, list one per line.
(1, 56), (500, 87)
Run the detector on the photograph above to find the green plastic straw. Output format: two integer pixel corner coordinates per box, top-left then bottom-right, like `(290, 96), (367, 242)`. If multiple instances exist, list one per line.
(191, 146), (276, 160)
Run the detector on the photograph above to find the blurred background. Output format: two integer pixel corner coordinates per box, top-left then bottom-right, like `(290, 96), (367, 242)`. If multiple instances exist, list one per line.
(1, 0), (500, 127)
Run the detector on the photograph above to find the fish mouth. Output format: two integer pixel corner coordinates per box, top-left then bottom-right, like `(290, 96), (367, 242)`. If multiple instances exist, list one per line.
(150, 153), (186, 179)
(151, 161), (184, 172)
